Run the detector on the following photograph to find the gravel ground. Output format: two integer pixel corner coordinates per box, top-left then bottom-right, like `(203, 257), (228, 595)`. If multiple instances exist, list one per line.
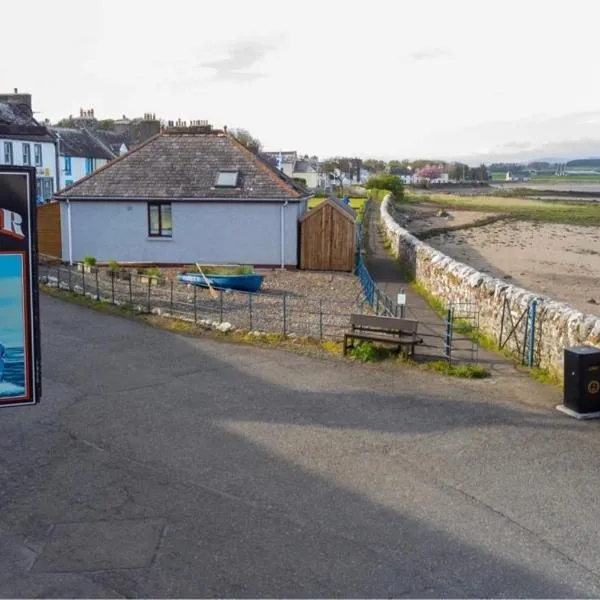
(39, 265), (365, 340)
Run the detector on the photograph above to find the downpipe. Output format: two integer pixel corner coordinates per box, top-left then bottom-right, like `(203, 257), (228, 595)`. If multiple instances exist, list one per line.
(280, 200), (288, 269)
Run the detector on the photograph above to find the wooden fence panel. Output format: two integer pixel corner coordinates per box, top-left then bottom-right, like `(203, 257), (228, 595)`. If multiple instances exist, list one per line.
(37, 202), (62, 260)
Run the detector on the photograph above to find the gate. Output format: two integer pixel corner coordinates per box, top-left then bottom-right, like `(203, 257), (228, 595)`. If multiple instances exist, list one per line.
(498, 296), (539, 367)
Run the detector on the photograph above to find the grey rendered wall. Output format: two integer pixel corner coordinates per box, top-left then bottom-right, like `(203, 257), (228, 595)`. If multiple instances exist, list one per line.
(62, 200), (300, 266)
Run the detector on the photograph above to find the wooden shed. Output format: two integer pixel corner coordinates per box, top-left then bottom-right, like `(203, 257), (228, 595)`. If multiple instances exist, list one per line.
(37, 201), (62, 260)
(300, 198), (356, 271)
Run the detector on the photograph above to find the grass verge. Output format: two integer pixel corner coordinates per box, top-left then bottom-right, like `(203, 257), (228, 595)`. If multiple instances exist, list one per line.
(346, 342), (490, 378)
(406, 192), (600, 226)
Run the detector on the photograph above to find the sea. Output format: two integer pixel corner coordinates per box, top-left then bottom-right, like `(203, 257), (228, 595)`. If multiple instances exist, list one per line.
(0, 346), (26, 397)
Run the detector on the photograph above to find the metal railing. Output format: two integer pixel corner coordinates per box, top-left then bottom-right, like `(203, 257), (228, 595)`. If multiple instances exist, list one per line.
(38, 263), (365, 342)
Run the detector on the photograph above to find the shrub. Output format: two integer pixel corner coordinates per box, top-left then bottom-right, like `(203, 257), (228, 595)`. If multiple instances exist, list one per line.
(145, 267), (162, 279)
(365, 174), (405, 201)
(83, 256), (97, 266)
(107, 260), (120, 272)
(348, 341), (392, 362)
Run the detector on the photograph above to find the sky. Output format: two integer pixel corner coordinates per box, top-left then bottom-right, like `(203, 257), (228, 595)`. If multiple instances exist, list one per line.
(3, 0), (600, 164)
(0, 255), (25, 348)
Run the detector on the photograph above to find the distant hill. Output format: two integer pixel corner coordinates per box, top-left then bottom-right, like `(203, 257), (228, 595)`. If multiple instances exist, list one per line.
(565, 158), (600, 168)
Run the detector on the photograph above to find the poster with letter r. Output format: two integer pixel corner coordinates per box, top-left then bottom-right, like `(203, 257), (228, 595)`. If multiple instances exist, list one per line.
(0, 166), (41, 407)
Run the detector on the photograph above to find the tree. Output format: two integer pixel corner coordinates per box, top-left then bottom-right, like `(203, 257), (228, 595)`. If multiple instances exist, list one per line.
(96, 119), (115, 131)
(449, 162), (469, 181)
(363, 159), (387, 173)
(55, 117), (77, 128)
(416, 165), (443, 181)
(471, 163), (489, 181)
(410, 159), (447, 170)
(387, 159), (410, 170)
(229, 128), (262, 152)
(365, 173), (404, 200)
(321, 157), (353, 190)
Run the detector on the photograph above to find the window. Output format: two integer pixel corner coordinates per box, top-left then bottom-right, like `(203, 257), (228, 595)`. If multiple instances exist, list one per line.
(34, 143), (42, 166)
(22, 143), (31, 165)
(85, 157), (94, 175)
(215, 170), (239, 187)
(147, 203), (172, 237)
(64, 156), (72, 176)
(3, 141), (13, 165)
(36, 177), (54, 203)
(65, 180), (73, 187)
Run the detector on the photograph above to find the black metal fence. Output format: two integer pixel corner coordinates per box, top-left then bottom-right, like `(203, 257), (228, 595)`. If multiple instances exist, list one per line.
(38, 263), (368, 341)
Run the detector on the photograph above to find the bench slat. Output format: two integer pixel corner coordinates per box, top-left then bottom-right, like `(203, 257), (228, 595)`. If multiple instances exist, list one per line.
(350, 314), (418, 334)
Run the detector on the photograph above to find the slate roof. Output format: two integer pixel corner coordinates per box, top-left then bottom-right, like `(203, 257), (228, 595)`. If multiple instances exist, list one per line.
(52, 128), (115, 160)
(293, 160), (318, 174)
(92, 130), (129, 155)
(56, 132), (310, 201)
(0, 102), (54, 141)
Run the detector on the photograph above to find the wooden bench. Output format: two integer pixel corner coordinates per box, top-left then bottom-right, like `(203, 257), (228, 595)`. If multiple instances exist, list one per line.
(343, 314), (423, 357)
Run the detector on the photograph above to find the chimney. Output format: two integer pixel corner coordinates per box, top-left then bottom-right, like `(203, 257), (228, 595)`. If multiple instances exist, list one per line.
(0, 90), (33, 117)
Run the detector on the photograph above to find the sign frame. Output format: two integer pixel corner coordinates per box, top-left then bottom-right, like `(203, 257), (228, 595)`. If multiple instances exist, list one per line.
(0, 166), (41, 407)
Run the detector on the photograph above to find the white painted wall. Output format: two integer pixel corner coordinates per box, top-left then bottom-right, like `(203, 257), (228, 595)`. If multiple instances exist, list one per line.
(60, 200), (303, 266)
(0, 137), (58, 193)
(60, 156), (109, 188)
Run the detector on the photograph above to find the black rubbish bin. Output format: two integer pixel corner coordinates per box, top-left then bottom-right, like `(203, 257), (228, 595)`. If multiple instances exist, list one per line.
(561, 345), (600, 418)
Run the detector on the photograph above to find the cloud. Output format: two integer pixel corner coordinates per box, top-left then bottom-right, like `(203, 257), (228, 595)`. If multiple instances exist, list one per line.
(406, 48), (449, 61)
(199, 39), (279, 83)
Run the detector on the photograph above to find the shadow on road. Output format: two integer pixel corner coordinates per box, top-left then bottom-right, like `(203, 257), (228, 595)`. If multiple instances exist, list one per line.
(0, 295), (596, 598)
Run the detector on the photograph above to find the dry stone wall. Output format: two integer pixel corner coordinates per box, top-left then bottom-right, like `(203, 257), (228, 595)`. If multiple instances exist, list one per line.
(380, 195), (600, 379)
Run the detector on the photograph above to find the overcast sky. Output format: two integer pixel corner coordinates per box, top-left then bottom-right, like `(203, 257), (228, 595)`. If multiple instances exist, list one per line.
(3, 0), (599, 164)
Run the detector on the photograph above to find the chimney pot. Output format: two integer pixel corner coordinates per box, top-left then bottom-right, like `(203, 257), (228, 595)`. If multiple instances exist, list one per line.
(13, 88), (18, 94)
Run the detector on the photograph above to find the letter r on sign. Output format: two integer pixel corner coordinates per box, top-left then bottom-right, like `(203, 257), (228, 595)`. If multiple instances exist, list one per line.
(0, 209), (25, 240)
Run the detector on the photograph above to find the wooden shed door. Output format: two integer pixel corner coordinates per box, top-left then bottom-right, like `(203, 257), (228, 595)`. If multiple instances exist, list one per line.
(300, 203), (355, 271)
(37, 202), (62, 260)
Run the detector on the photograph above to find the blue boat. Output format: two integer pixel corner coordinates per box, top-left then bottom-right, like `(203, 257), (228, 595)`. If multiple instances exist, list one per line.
(178, 272), (265, 293)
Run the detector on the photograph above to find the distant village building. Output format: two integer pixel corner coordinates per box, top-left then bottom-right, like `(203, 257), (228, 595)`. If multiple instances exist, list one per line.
(0, 90), (58, 202)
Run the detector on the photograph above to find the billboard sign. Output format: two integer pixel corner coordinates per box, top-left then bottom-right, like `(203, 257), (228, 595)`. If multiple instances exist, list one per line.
(0, 167), (41, 407)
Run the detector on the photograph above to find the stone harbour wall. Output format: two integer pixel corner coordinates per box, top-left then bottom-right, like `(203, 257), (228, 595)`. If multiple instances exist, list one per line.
(380, 195), (600, 380)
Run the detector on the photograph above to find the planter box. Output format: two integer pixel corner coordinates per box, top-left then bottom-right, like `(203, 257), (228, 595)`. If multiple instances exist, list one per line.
(138, 275), (165, 287)
(108, 269), (132, 281)
(77, 262), (97, 274)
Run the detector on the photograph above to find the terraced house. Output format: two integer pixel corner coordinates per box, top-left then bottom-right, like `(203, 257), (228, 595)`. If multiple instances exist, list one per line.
(0, 90), (58, 202)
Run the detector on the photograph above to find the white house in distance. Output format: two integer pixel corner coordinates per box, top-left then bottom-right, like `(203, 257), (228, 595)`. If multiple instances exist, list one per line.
(53, 122), (312, 267)
(0, 90), (58, 202)
(52, 127), (115, 188)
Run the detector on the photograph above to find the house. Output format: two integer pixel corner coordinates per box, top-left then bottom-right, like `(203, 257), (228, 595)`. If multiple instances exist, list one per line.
(0, 90), (58, 202)
(506, 170), (531, 182)
(430, 173), (450, 184)
(53, 123), (312, 267)
(291, 158), (325, 189)
(262, 151), (297, 178)
(52, 127), (115, 188)
(93, 130), (129, 157)
(389, 167), (414, 185)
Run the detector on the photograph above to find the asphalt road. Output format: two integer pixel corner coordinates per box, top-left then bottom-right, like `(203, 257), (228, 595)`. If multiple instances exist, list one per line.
(2, 295), (600, 598)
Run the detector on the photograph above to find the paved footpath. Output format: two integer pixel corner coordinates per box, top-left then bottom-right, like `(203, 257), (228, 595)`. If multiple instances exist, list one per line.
(366, 205), (539, 382)
(2, 295), (600, 598)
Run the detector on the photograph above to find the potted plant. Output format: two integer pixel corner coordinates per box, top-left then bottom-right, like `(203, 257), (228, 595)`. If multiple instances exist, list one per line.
(138, 266), (164, 286)
(78, 256), (97, 273)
